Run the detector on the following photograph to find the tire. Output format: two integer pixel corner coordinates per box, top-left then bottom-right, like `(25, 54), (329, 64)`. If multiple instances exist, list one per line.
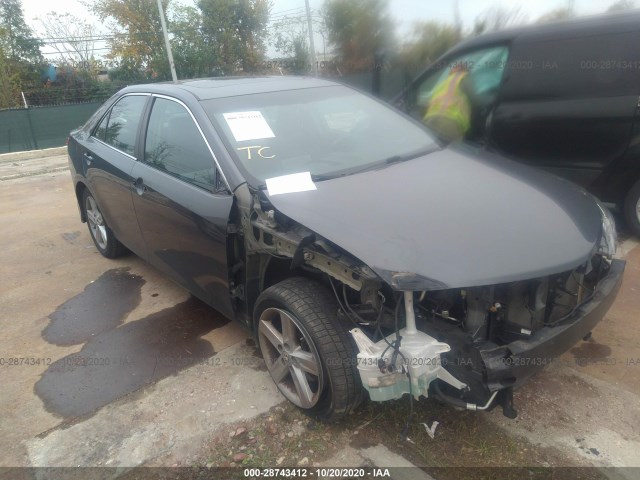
(82, 189), (126, 258)
(254, 277), (363, 421)
(624, 179), (640, 237)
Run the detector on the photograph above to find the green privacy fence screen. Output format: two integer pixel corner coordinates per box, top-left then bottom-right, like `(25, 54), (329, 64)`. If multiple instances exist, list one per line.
(0, 102), (101, 154)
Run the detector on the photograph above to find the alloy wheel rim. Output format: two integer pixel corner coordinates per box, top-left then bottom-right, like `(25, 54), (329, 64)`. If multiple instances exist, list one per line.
(258, 308), (324, 409)
(636, 196), (640, 223)
(85, 196), (108, 250)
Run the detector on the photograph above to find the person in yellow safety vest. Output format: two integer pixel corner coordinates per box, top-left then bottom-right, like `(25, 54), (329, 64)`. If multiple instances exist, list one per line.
(423, 64), (474, 144)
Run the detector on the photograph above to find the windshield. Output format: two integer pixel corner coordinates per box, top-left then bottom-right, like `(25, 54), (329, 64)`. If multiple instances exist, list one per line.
(201, 85), (437, 185)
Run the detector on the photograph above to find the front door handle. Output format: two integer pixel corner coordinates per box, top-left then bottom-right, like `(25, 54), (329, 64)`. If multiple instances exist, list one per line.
(83, 152), (93, 165)
(133, 177), (147, 195)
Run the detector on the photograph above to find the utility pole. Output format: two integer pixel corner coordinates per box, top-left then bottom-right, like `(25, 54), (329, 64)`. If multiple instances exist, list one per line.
(453, 0), (462, 34)
(304, 0), (318, 76)
(156, 0), (178, 82)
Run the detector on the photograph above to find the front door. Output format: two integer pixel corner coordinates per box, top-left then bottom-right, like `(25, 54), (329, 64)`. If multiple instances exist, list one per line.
(130, 96), (234, 319)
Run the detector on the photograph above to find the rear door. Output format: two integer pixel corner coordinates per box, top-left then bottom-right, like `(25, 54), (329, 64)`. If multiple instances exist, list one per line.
(83, 93), (149, 256)
(489, 30), (640, 189)
(130, 95), (234, 318)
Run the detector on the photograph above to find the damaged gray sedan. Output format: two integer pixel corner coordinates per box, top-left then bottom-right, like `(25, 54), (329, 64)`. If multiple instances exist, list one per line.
(67, 77), (625, 420)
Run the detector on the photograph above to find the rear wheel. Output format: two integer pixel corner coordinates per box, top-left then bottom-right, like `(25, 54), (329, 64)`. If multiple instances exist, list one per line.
(254, 277), (363, 421)
(624, 179), (640, 237)
(83, 190), (126, 258)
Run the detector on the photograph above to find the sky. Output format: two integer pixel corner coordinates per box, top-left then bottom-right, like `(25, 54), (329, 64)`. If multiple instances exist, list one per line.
(21, 0), (624, 60)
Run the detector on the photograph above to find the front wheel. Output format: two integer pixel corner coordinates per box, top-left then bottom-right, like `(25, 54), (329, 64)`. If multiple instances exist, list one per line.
(254, 277), (363, 421)
(83, 189), (126, 258)
(624, 179), (640, 237)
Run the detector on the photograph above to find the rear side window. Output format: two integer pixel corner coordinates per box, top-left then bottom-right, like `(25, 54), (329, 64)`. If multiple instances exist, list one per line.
(94, 95), (147, 156)
(144, 97), (218, 191)
(502, 31), (640, 101)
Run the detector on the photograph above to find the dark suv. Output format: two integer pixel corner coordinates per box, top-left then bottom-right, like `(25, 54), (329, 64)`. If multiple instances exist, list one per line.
(398, 11), (640, 235)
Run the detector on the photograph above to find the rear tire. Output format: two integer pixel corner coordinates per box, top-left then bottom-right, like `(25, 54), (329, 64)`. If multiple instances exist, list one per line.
(254, 277), (363, 421)
(82, 189), (126, 258)
(624, 179), (640, 237)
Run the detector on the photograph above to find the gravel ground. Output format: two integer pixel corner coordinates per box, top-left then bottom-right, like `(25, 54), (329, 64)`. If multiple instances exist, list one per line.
(1, 152), (639, 479)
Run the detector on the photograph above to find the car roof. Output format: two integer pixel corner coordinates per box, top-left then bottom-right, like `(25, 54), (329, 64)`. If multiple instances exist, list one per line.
(446, 10), (640, 56)
(120, 76), (341, 101)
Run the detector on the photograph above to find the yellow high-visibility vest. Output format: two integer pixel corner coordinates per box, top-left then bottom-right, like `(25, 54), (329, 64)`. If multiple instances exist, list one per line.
(424, 71), (471, 134)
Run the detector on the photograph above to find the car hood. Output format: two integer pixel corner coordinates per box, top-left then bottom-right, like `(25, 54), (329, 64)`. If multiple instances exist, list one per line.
(265, 146), (603, 290)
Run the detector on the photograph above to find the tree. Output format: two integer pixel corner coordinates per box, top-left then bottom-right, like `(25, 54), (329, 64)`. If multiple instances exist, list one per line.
(0, 0), (43, 108)
(0, 0), (42, 62)
(197, 0), (270, 75)
(606, 0), (635, 11)
(322, 0), (395, 73)
(271, 14), (310, 74)
(170, 5), (220, 78)
(473, 6), (527, 35)
(0, 45), (17, 108)
(536, 7), (574, 23)
(401, 22), (461, 76)
(88, 0), (170, 81)
(37, 12), (97, 71)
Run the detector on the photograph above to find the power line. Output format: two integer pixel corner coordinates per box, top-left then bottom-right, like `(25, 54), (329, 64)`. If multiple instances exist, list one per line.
(34, 31), (169, 43)
(32, 11), (315, 44)
(40, 47), (112, 55)
(270, 6), (306, 18)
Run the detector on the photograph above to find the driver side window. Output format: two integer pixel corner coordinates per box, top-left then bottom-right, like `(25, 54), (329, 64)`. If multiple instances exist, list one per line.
(415, 45), (510, 114)
(411, 45), (510, 141)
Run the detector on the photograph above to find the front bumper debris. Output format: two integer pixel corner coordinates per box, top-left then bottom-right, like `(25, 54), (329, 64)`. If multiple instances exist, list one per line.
(481, 258), (625, 391)
(349, 259), (625, 416)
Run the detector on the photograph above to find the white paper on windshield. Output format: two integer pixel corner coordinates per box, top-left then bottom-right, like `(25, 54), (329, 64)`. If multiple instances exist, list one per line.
(266, 172), (317, 196)
(223, 111), (275, 142)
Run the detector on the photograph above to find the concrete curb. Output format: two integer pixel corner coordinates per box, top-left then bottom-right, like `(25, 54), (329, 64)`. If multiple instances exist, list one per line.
(0, 147), (66, 163)
(0, 165), (70, 181)
(360, 446), (435, 480)
(320, 444), (434, 480)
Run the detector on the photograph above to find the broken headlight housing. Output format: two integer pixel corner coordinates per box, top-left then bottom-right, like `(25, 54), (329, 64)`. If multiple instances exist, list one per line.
(595, 200), (617, 258)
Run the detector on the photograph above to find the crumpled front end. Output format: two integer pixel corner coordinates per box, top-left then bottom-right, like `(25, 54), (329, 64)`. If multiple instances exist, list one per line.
(241, 179), (624, 419)
(348, 253), (625, 418)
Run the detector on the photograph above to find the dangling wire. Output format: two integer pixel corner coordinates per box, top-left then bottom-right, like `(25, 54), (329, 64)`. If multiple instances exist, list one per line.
(330, 275), (415, 439)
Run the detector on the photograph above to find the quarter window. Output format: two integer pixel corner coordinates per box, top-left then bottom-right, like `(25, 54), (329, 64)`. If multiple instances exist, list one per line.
(94, 95), (147, 156)
(94, 111), (109, 141)
(144, 97), (218, 191)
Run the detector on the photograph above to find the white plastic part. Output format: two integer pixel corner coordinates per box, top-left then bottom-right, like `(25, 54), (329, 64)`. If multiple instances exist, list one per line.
(403, 291), (417, 335)
(350, 325), (467, 402)
(422, 421), (439, 439)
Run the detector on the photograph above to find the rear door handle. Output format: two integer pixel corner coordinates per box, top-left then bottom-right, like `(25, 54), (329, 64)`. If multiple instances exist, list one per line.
(83, 152), (93, 165)
(133, 177), (147, 195)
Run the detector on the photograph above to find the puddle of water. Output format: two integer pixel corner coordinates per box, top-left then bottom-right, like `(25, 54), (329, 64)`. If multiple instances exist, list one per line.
(570, 339), (612, 361)
(35, 296), (229, 419)
(42, 268), (144, 346)
(61, 231), (81, 243)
